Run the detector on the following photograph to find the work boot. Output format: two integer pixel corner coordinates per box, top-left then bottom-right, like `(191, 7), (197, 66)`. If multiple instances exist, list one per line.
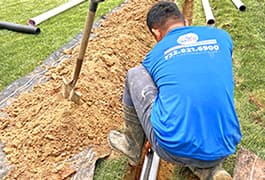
(189, 164), (232, 180)
(108, 105), (145, 166)
(212, 167), (232, 180)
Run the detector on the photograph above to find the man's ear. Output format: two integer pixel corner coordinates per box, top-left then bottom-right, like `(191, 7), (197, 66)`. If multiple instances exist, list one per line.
(151, 28), (162, 42)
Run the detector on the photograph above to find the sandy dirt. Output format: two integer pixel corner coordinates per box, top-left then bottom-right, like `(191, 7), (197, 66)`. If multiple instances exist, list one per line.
(0, 0), (194, 179)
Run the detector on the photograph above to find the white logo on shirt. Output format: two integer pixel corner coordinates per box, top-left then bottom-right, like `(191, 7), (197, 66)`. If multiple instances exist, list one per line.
(177, 33), (199, 45)
(164, 33), (220, 60)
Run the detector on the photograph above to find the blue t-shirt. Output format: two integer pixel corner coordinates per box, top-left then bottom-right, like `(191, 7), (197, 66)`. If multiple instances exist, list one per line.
(142, 26), (242, 161)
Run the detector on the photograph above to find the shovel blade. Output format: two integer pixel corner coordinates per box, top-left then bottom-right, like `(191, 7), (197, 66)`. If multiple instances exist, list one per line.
(62, 78), (81, 104)
(69, 89), (81, 104)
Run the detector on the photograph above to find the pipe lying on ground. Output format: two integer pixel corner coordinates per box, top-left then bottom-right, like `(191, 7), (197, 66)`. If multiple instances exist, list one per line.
(28, 0), (86, 26)
(201, 0), (215, 25)
(231, 0), (246, 11)
(140, 149), (160, 180)
(0, 21), (40, 34)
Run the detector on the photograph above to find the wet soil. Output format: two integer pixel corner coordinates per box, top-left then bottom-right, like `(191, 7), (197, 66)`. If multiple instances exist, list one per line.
(0, 0), (194, 179)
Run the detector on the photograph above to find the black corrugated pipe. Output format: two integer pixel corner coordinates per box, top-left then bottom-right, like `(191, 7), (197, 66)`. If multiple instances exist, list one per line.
(0, 21), (40, 34)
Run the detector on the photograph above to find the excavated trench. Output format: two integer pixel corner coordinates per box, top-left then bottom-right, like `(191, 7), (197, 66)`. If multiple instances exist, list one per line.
(0, 0), (194, 179)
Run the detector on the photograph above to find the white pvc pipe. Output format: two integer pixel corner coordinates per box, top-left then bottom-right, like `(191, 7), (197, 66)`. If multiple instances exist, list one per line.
(28, 0), (86, 26)
(231, 0), (246, 11)
(140, 150), (160, 180)
(148, 152), (160, 180)
(201, 0), (215, 25)
(140, 154), (149, 180)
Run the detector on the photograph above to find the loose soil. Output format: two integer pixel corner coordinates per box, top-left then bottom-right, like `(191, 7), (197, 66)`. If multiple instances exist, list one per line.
(0, 0), (194, 179)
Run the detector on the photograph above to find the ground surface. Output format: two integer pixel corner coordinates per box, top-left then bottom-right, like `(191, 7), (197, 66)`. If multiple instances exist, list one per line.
(233, 148), (265, 179)
(0, 0), (196, 179)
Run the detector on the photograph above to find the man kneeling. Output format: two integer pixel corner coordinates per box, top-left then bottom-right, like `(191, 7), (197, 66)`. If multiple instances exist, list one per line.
(108, 1), (242, 179)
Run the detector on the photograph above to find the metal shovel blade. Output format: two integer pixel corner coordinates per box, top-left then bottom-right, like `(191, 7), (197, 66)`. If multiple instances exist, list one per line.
(62, 78), (81, 104)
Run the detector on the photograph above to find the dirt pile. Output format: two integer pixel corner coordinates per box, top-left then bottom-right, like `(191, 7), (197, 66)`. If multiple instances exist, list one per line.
(0, 0), (156, 178)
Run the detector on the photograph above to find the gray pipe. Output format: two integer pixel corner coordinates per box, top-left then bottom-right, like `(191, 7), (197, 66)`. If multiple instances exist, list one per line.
(231, 0), (246, 11)
(0, 21), (40, 34)
(28, 0), (86, 26)
(201, 0), (215, 25)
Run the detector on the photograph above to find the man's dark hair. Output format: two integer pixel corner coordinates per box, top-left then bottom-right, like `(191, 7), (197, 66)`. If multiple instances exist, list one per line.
(146, 1), (184, 32)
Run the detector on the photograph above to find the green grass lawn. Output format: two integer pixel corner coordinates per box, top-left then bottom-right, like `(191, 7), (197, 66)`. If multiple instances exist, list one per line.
(0, 0), (124, 91)
(212, 0), (265, 156)
(193, 0), (265, 177)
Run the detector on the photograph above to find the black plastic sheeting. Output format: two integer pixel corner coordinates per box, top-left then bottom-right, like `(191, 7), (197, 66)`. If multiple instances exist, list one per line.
(0, 143), (10, 179)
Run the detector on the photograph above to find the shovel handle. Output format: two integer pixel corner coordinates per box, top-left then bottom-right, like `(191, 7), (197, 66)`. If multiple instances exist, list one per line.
(71, 0), (103, 86)
(90, 0), (105, 12)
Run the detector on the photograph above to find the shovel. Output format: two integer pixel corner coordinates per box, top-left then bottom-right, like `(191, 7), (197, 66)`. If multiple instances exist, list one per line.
(63, 0), (104, 104)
